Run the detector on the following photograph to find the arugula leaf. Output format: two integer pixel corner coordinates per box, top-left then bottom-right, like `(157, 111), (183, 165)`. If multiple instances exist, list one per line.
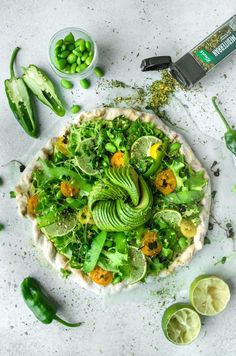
(186, 171), (207, 191)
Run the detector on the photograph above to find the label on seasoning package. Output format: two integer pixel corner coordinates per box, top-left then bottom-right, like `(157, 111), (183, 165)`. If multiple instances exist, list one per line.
(190, 15), (236, 72)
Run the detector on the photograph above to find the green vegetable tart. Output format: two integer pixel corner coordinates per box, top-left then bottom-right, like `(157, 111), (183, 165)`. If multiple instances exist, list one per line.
(15, 108), (211, 295)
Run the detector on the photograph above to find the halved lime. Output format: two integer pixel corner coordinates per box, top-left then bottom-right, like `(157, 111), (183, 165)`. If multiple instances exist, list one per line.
(154, 209), (182, 227)
(41, 213), (77, 237)
(126, 246), (147, 285)
(190, 274), (230, 316)
(162, 303), (201, 345)
(131, 136), (161, 161)
(75, 138), (98, 176)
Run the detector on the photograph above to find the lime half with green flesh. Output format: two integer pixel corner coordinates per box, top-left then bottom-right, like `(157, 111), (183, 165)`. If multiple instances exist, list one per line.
(154, 209), (182, 227)
(190, 274), (231, 316)
(126, 246), (147, 285)
(131, 136), (161, 161)
(76, 138), (99, 176)
(162, 303), (201, 345)
(41, 213), (77, 237)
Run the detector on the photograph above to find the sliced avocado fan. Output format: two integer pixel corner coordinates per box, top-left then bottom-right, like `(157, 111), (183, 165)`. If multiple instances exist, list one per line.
(88, 166), (153, 231)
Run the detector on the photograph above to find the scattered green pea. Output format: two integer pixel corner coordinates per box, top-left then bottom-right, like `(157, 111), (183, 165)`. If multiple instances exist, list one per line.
(64, 32), (75, 43)
(93, 66), (104, 77)
(61, 79), (73, 89)
(105, 142), (116, 153)
(70, 105), (81, 114)
(80, 78), (90, 89)
(67, 53), (77, 64)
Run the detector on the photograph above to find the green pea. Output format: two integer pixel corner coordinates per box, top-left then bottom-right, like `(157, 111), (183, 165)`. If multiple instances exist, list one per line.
(67, 53), (77, 64)
(54, 46), (61, 56)
(55, 39), (63, 47)
(75, 38), (85, 47)
(89, 50), (94, 57)
(80, 78), (90, 89)
(76, 57), (81, 65)
(85, 40), (91, 51)
(67, 43), (75, 51)
(60, 50), (70, 58)
(85, 56), (93, 66)
(61, 44), (66, 51)
(73, 49), (81, 56)
(105, 142), (116, 153)
(64, 32), (75, 43)
(93, 66), (104, 77)
(76, 63), (88, 73)
(81, 51), (89, 61)
(64, 64), (72, 73)
(70, 104), (81, 114)
(178, 237), (188, 249)
(56, 58), (67, 70)
(71, 62), (77, 73)
(61, 79), (73, 89)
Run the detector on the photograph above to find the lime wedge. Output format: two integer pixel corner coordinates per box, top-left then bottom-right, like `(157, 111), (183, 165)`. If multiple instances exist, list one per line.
(154, 209), (182, 227)
(126, 246), (147, 285)
(189, 274), (230, 316)
(41, 213), (77, 237)
(131, 136), (161, 161)
(162, 303), (201, 345)
(76, 138), (99, 176)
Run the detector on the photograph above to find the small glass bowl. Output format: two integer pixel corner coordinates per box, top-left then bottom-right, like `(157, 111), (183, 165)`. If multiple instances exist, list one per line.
(49, 27), (98, 79)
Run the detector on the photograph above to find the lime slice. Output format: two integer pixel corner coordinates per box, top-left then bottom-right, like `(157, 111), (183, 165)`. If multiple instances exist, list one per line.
(189, 274), (230, 316)
(131, 136), (161, 161)
(126, 246), (147, 285)
(154, 209), (182, 227)
(162, 303), (201, 345)
(41, 213), (77, 237)
(76, 138), (99, 176)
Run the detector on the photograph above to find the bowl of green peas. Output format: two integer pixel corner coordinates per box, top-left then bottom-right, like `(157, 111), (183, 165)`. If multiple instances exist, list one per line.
(49, 27), (98, 79)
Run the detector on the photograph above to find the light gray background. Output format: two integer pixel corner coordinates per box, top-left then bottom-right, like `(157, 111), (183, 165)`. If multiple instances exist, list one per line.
(1, 1), (236, 355)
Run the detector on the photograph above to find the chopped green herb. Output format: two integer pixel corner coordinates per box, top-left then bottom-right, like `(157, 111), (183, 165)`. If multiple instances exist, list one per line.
(226, 222), (234, 239)
(0, 223), (4, 231)
(0, 177), (3, 186)
(9, 191), (16, 198)
(204, 236), (211, 245)
(211, 190), (217, 199)
(60, 268), (72, 279)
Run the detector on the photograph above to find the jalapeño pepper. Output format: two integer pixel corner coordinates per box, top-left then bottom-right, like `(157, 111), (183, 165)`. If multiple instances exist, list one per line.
(22, 65), (65, 117)
(212, 96), (236, 156)
(21, 277), (82, 327)
(4, 47), (38, 138)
